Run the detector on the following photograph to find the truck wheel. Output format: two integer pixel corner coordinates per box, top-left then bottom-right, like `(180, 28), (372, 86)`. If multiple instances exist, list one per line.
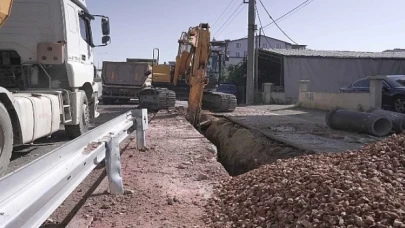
(66, 95), (90, 139)
(0, 103), (13, 176)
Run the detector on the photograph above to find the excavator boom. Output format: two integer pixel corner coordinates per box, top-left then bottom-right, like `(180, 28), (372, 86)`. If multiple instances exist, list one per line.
(181, 23), (211, 126)
(0, 0), (13, 28)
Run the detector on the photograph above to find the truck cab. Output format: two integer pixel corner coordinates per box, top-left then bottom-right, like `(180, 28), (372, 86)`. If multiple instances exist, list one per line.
(0, 0), (111, 175)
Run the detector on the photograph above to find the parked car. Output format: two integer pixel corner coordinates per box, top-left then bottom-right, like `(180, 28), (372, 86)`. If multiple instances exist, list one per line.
(339, 75), (405, 113)
(217, 83), (237, 96)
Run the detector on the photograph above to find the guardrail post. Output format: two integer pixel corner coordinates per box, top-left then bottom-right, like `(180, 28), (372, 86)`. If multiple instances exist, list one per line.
(134, 108), (148, 150)
(105, 135), (124, 195)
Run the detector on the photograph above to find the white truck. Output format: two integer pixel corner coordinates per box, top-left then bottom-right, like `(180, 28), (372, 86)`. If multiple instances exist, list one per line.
(0, 0), (111, 175)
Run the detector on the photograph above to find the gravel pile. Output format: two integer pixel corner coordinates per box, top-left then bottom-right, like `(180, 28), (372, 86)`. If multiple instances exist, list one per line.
(205, 134), (405, 228)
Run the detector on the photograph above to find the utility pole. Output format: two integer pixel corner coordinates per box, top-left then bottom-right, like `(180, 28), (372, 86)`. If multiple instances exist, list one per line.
(255, 28), (261, 93)
(245, 0), (256, 105)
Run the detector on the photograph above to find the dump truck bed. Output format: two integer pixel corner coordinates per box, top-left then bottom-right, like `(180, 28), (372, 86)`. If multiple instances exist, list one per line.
(102, 61), (151, 87)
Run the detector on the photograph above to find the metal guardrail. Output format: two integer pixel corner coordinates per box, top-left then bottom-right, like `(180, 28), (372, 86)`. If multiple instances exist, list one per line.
(0, 109), (148, 228)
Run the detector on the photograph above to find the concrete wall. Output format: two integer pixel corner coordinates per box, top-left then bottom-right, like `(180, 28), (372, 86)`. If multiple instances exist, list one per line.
(296, 78), (384, 111)
(298, 91), (370, 111)
(261, 83), (295, 105)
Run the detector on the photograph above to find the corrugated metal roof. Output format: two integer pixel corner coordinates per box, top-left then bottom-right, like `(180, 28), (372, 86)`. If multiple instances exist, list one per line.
(260, 48), (405, 59)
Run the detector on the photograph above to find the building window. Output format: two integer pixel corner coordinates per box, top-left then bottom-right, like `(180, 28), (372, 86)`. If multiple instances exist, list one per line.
(276, 44), (281, 49)
(262, 44), (267, 48)
(235, 52), (240, 57)
(236, 42), (241, 48)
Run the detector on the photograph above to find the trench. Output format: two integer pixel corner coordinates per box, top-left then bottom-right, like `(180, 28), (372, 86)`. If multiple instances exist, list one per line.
(198, 114), (315, 176)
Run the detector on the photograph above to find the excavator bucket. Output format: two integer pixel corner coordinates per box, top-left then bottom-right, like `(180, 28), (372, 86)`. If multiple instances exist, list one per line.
(0, 0), (13, 28)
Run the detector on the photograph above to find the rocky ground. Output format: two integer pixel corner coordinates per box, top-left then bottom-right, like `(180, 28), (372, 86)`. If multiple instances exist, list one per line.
(64, 111), (228, 228)
(205, 133), (405, 227)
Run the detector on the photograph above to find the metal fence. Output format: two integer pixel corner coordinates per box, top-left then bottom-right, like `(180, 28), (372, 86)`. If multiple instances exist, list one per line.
(0, 109), (148, 228)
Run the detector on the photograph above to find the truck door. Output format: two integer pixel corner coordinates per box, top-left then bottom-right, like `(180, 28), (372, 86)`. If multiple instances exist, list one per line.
(78, 13), (95, 83)
(64, 2), (94, 88)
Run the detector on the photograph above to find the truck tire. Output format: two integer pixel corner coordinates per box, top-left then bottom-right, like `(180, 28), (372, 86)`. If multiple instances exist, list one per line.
(65, 95), (90, 139)
(0, 103), (13, 176)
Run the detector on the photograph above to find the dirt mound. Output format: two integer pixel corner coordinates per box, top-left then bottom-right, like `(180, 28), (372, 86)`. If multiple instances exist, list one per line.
(204, 134), (405, 228)
(204, 118), (311, 176)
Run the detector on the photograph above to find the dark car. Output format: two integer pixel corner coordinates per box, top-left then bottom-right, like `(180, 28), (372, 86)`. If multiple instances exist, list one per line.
(217, 83), (237, 96)
(339, 75), (405, 113)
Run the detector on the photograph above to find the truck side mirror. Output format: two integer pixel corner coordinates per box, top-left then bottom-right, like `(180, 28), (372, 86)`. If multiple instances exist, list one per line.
(102, 17), (110, 36)
(102, 36), (111, 45)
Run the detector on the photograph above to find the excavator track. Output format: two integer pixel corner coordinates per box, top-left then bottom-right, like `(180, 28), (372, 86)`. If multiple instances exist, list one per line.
(202, 91), (237, 112)
(138, 87), (176, 112)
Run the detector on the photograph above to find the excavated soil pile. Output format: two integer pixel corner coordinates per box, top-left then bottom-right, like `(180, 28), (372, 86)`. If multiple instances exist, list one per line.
(204, 118), (311, 176)
(204, 134), (405, 228)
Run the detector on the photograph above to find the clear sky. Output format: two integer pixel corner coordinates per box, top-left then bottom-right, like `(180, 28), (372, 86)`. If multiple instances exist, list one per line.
(87, 0), (405, 67)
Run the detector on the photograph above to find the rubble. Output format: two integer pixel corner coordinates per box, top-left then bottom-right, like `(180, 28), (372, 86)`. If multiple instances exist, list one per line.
(205, 134), (405, 227)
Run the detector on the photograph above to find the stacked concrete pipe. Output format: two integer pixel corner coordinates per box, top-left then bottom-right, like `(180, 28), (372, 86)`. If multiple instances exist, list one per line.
(366, 107), (405, 134)
(326, 108), (393, 137)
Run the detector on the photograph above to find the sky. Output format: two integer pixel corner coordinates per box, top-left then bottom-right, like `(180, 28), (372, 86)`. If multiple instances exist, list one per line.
(87, 0), (405, 67)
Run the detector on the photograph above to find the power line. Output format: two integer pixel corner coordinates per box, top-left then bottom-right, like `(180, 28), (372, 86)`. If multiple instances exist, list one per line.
(212, 0), (237, 28)
(214, 3), (246, 37)
(213, 2), (243, 37)
(255, 4), (271, 47)
(262, 0), (314, 30)
(241, 0), (314, 39)
(258, 0), (298, 44)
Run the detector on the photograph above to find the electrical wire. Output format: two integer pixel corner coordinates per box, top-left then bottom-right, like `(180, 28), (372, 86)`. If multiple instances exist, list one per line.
(262, 0), (314, 29)
(241, 0), (314, 39)
(212, 0), (237, 28)
(213, 3), (245, 37)
(255, 4), (272, 48)
(258, 0), (298, 44)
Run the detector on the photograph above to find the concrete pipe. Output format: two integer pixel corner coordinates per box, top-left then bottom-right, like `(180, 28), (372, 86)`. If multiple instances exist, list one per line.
(366, 107), (405, 134)
(325, 108), (392, 137)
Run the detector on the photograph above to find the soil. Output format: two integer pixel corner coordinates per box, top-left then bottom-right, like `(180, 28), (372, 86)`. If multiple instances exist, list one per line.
(204, 118), (313, 176)
(41, 104), (389, 227)
(67, 111), (228, 228)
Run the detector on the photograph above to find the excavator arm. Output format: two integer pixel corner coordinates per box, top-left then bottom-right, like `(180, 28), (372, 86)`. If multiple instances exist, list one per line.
(0, 0), (13, 28)
(174, 23), (211, 126)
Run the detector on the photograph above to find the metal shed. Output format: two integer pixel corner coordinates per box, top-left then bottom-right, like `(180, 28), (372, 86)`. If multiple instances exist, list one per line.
(258, 49), (405, 100)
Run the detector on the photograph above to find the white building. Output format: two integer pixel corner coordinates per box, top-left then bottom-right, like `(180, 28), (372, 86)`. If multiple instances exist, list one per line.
(218, 35), (306, 65)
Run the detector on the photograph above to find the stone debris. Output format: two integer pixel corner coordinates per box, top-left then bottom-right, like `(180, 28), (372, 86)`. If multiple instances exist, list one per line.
(205, 134), (405, 227)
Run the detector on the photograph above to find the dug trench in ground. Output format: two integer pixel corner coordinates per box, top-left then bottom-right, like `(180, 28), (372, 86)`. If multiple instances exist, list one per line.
(199, 113), (316, 176)
(59, 109), (317, 227)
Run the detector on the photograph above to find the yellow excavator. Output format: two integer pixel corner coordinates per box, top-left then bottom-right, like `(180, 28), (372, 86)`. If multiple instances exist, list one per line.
(0, 0), (13, 28)
(139, 23), (237, 126)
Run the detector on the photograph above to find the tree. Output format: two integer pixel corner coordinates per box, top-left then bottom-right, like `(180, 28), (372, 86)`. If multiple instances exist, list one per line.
(223, 63), (246, 86)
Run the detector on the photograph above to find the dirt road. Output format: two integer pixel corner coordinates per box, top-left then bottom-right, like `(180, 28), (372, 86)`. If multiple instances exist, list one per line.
(63, 111), (228, 228)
